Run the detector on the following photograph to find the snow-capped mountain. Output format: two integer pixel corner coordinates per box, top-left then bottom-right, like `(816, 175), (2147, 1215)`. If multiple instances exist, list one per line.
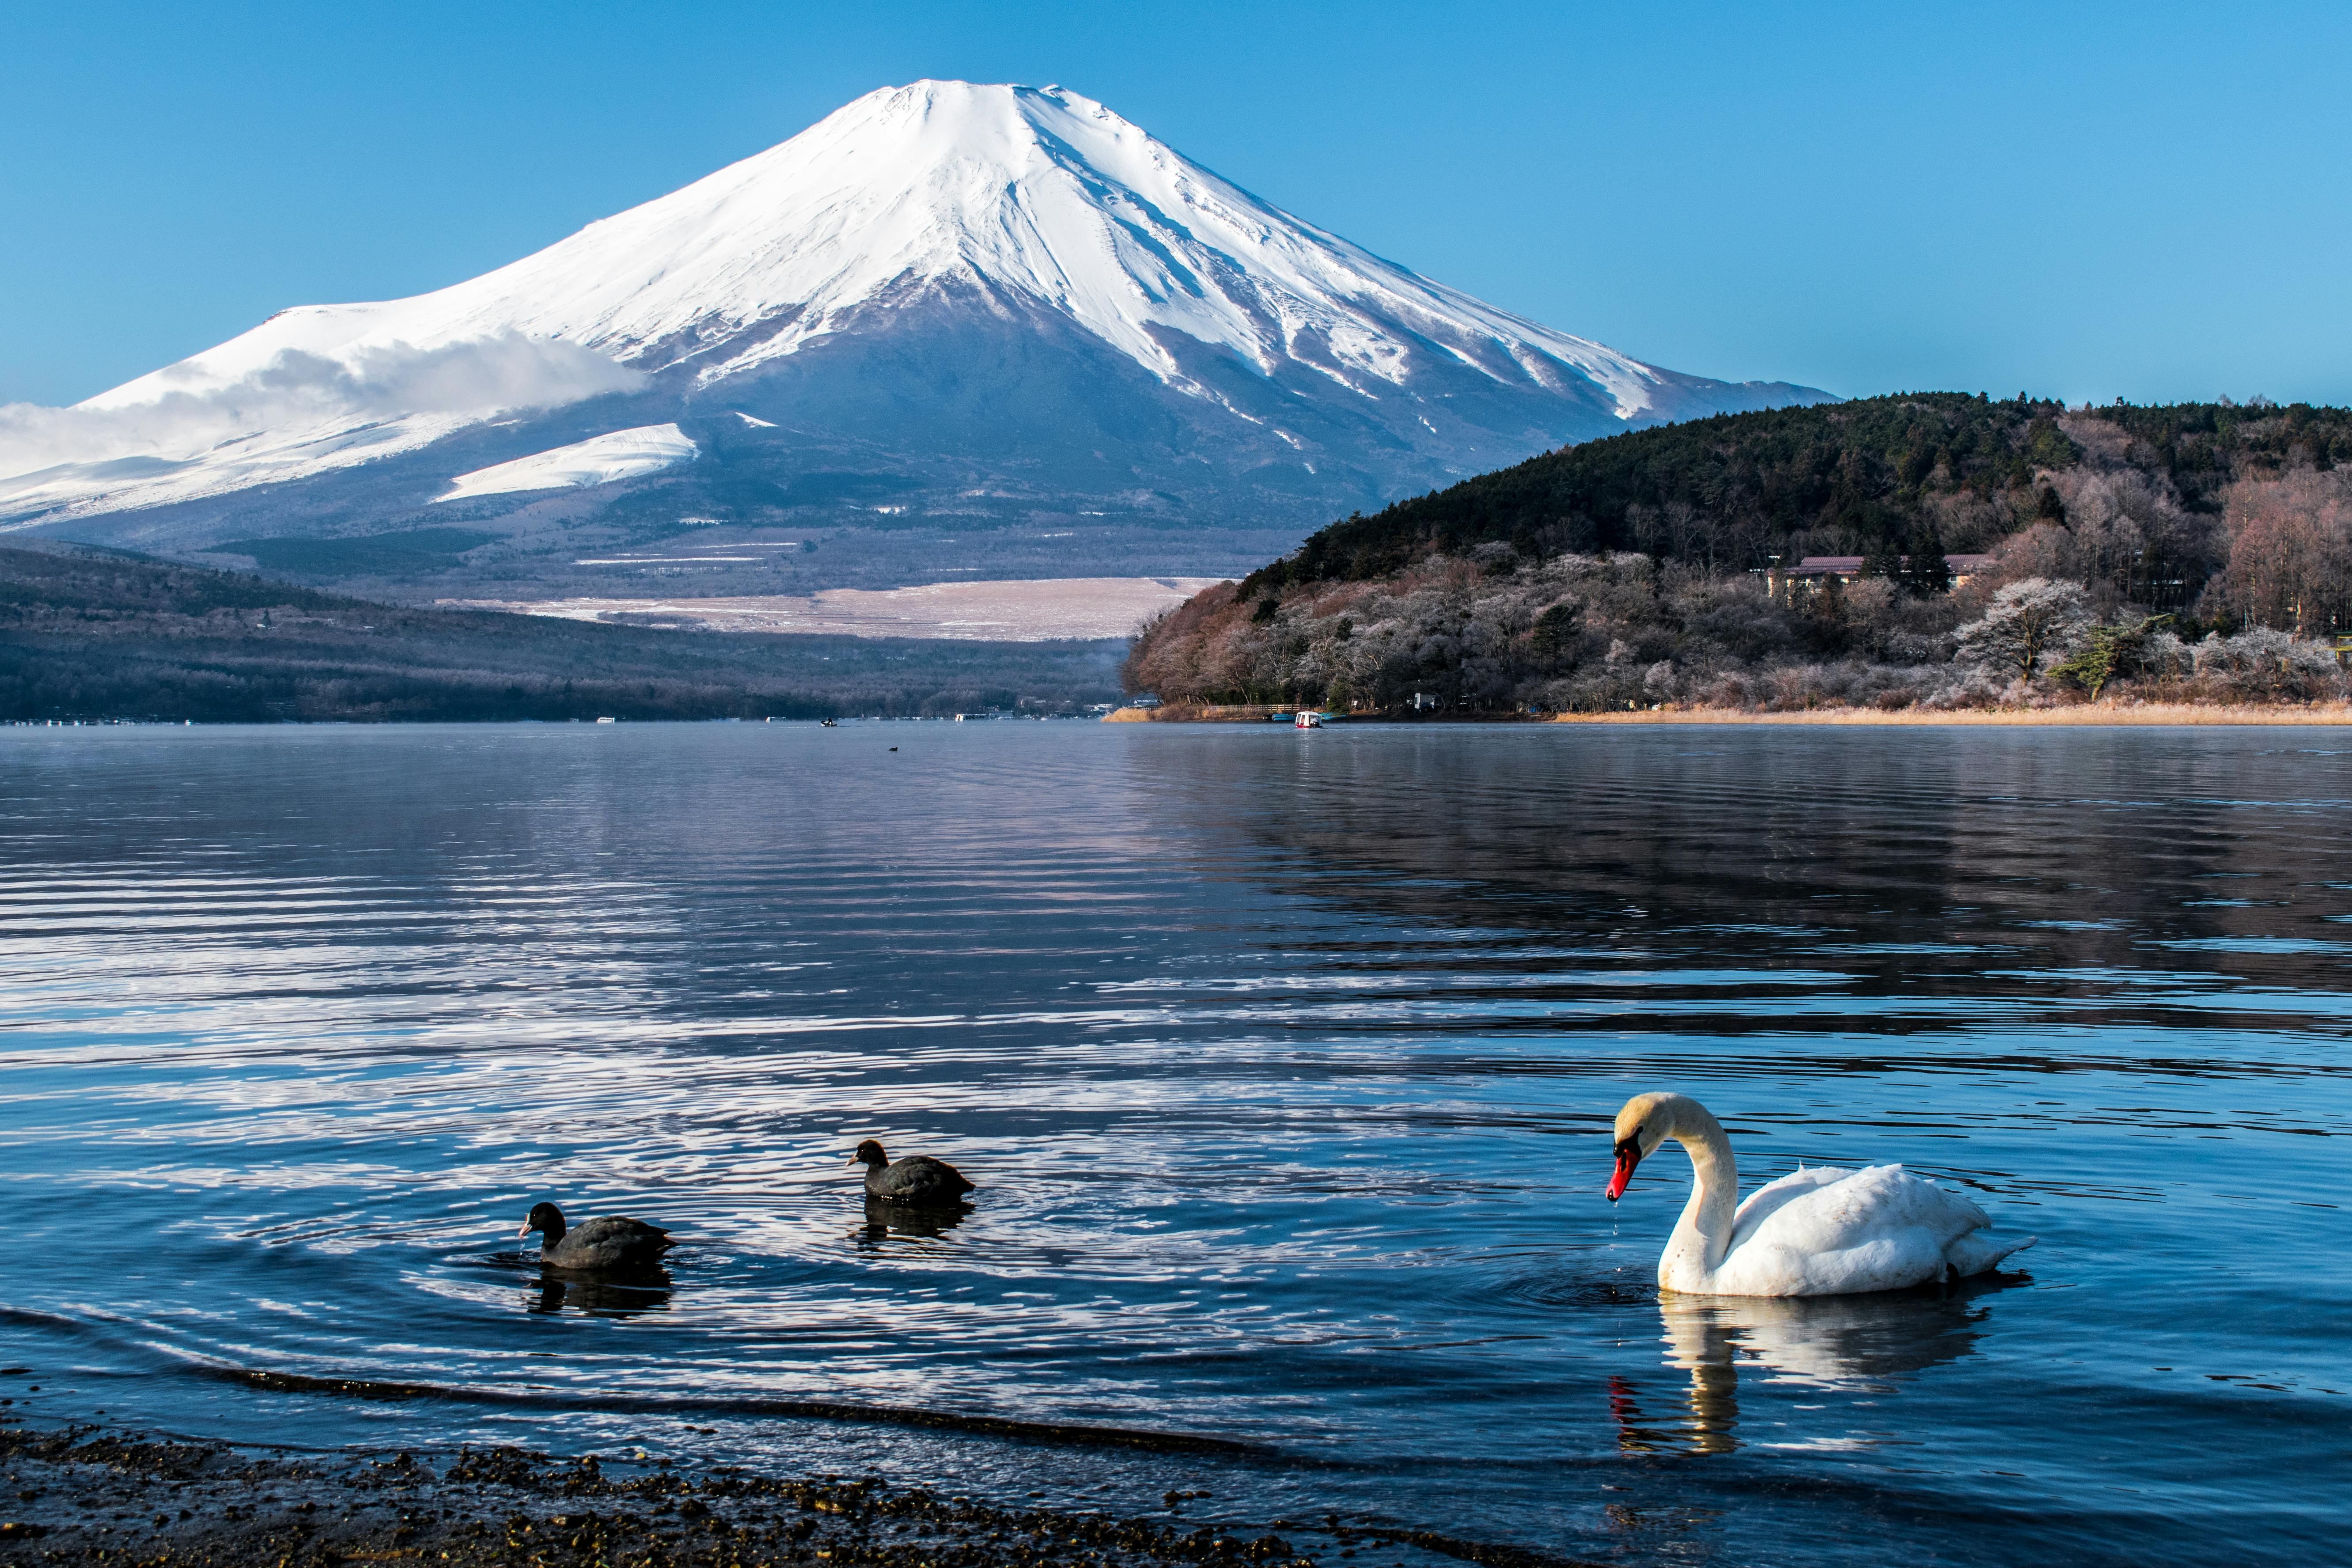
(0, 81), (1834, 583)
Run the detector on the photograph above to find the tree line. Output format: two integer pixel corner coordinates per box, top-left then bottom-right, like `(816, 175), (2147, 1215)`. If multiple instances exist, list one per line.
(1242, 393), (2352, 629)
(1127, 392), (2352, 713)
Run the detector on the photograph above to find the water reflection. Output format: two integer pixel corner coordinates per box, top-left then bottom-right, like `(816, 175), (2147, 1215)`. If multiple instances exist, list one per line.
(1613, 1283), (2001, 1454)
(858, 1195), (971, 1245)
(7, 727), (2350, 1568)
(1188, 727), (2341, 1003)
(528, 1270), (673, 1317)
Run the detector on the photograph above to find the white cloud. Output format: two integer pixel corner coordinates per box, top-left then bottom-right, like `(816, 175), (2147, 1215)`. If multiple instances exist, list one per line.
(0, 334), (643, 481)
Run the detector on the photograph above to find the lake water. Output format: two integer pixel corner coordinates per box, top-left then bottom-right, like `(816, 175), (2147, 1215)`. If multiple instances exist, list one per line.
(1, 723), (2346, 1566)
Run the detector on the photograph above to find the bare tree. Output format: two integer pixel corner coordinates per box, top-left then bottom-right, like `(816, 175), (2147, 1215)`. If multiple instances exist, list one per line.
(2217, 473), (2352, 633)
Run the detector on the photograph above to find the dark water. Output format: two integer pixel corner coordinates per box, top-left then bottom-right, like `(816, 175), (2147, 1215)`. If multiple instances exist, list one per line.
(1, 723), (2346, 1565)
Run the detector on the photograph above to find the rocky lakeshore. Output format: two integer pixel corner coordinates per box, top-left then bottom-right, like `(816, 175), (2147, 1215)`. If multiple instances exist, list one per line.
(0, 1425), (1587, 1568)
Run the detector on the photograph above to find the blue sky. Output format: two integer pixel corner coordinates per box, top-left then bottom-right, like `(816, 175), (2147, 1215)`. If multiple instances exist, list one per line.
(5, 0), (2348, 409)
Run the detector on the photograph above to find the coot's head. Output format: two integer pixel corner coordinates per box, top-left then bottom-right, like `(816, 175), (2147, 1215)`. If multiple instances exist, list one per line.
(518, 1201), (566, 1240)
(851, 1140), (890, 1169)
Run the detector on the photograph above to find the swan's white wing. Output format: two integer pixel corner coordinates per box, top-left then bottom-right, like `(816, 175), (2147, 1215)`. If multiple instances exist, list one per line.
(1715, 1165), (1998, 1296)
(1729, 1166), (1857, 1250)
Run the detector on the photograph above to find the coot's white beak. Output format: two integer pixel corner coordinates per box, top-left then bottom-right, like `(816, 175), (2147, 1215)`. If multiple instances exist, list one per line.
(516, 1221), (532, 1239)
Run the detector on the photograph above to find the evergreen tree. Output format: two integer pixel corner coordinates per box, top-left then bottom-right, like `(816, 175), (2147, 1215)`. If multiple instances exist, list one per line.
(1860, 530), (1903, 581)
(1902, 521), (1953, 596)
(2051, 615), (2171, 700)
(1531, 602), (1579, 659)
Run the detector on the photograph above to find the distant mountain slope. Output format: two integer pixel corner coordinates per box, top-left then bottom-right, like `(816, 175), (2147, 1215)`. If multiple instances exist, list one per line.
(0, 546), (1120, 721)
(1, 81), (1833, 592)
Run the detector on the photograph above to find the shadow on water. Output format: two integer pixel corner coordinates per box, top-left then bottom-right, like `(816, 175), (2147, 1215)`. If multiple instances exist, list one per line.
(1613, 1274), (2022, 1455)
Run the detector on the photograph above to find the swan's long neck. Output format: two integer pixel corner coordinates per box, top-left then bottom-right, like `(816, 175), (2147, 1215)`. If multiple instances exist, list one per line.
(1663, 1100), (1739, 1282)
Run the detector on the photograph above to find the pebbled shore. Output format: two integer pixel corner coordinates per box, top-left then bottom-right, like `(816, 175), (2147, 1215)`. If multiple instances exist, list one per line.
(0, 1424), (1593, 1568)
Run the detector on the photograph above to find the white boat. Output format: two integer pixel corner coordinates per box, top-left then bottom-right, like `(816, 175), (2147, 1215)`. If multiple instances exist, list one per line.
(1294, 710), (1323, 729)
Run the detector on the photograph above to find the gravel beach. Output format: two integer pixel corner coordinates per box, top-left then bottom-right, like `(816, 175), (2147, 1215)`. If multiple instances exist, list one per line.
(0, 1424), (1587, 1568)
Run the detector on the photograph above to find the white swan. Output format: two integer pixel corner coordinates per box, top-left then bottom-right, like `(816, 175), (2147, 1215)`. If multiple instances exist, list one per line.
(1606, 1092), (2035, 1297)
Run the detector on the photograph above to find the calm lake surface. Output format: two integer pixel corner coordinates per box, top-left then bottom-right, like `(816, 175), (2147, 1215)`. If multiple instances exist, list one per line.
(2, 723), (2346, 1565)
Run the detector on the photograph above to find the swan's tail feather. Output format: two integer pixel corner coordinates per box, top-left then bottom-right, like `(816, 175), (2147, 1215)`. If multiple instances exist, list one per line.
(1947, 1231), (2036, 1277)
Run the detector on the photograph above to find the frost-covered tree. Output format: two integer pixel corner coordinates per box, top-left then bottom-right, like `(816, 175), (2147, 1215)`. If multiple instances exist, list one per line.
(2190, 627), (2344, 700)
(1952, 577), (2093, 682)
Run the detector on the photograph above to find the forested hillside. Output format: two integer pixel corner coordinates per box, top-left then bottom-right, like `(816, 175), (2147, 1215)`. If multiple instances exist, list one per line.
(0, 546), (1119, 722)
(1130, 395), (2352, 714)
(1247, 394), (2352, 613)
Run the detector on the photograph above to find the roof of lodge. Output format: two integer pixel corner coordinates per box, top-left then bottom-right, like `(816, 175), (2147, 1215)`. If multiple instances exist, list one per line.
(1784, 554), (1995, 575)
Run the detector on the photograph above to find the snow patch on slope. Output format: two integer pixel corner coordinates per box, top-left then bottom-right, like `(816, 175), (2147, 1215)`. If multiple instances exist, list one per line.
(437, 424), (697, 501)
(0, 335), (641, 522)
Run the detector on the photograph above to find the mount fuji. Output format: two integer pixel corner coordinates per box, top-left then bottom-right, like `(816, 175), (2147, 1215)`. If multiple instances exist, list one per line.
(0, 81), (1834, 591)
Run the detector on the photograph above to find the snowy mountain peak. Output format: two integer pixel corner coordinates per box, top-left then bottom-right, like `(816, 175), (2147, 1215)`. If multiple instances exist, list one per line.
(4, 81), (1833, 532)
(84, 80), (1657, 417)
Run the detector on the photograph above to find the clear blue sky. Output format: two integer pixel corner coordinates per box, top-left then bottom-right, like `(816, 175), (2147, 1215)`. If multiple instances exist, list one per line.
(5, 0), (2348, 409)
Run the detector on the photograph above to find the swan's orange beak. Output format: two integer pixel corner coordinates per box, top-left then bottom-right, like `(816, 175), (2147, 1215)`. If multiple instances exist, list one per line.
(1607, 1139), (1640, 1202)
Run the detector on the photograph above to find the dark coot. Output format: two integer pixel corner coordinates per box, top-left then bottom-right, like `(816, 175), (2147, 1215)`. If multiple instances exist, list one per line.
(518, 1201), (674, 1272)
(852, 1140), (975, 1207)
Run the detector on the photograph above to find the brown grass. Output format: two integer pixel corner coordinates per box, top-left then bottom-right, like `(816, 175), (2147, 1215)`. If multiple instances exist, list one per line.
(1107, 701), (2352, 726)
(1104, 703), (1285, 723)
(1553, 701), (2352, 726)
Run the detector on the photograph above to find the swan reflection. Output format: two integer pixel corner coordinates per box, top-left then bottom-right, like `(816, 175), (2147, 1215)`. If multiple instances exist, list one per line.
(1613, 1281), (2003, 1455)
(528, 1269), (673, 1317)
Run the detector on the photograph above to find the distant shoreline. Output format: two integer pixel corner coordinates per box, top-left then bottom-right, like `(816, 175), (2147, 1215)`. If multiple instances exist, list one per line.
(1107, 702), (2352, 727)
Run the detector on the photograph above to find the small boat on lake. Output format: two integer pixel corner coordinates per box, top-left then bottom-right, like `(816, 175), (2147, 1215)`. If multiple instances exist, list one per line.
(1294, 710), (1324, 729)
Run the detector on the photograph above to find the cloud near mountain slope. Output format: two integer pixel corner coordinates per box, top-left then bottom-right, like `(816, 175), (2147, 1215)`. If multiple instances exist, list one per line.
(0, 336), (644, 516)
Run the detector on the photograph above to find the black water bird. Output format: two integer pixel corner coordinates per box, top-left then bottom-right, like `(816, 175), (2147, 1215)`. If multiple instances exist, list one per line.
(517, 1201), (674, 1272)
(852, 1140), (974, 1207)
